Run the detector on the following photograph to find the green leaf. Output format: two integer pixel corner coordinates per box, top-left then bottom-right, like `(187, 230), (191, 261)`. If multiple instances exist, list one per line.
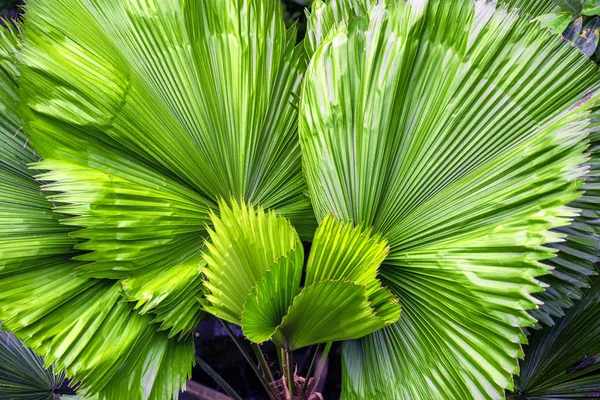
(32, 158), (210, 336)
(0, 330), (66, 400)
(583, 0), (600, 15)
(0, 22), (194, 400)
(534, 12), (575, 33)
(514, 277), (600, 398)
(0, 277), (194, 400)
(20, 0), (315, 239)
(574, 17), (600, 56)
(203, 201), (400, 350)
(301, 0), (600, 397)
(305, 0), (369, 59)
(18, 0), (317, 336)
(533, 114), (600, 326)
(202, 199), (304, 324)
(0, 23), (37, 181)
(502, 0), (561, 16)
(551, 0), (584, 13)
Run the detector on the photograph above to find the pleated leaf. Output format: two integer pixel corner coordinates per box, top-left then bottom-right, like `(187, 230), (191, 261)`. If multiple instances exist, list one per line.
(514, 277), (600, 399)
(17, 0), (315, 335)
(501, 0), (600, 326)
(502, 0), (560, 15)
(0, 24), (193, 400)
(203, 200), (400, 350)
(202, 199), (304, 325)
(301, 0), (600, 398)
(0, 330), (66, 400)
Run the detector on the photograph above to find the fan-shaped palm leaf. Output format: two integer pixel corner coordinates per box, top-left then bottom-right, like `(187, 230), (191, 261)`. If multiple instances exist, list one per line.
(0, 330), (66, 400)
(300, 0), (600, 398)
(513, 276), (600, 398)
(502, 0), (560, 15)
(0, 0), (314, 398)
(0, 22), (194, 400)
(500, 0), (600, 327)
(202, 199), (400, 350)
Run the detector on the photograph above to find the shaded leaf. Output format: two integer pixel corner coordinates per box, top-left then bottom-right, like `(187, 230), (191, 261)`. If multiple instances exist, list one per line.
(574, 17), (600, 56)
(551, 0), (584, 13)
(0, 330), (65, 400)
(563, 15), (584, 40)
(514, 277), (600, 398)
(583, 0), (600, 15)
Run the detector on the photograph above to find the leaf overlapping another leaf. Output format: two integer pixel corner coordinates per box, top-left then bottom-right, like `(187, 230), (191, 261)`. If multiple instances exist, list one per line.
(515, 277), (600, 398)
(301, 0), (600, 398)
(502, 0), (600, 326)
(0, 330), (66, 400)
(1, 0), (317, 398)
(0, 23), (194, 400)
(202, 199), (400, 351)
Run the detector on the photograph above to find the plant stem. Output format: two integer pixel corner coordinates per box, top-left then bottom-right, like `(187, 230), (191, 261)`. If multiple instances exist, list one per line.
(285, 348), (294, 398)
(301, 344), (321, 393)
(311, 341), (332, 394)
(186, 380), (232, 400)
(251, 342), (276, 385)
(195, 355), (243, 400)
(219, 319), (276, 400)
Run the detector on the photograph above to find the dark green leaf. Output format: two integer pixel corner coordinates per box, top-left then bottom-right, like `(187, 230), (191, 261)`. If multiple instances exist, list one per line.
(534, 12), (575, 33)
(515, 278), (600, 398)
(0, 330), (65, 400)
(551, 0), (584, 13)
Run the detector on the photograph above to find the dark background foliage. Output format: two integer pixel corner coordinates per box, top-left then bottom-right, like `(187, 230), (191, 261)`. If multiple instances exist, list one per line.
(0, 0), (22, 20)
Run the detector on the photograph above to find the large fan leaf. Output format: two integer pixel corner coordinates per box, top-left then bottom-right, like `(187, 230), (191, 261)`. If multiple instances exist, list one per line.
(301, 0), (600, 398)
(513, 277), (600, 398)
(17, 0), (316, 335)
(503, 0), (600, 328)
(0, 24), (193, 400)
(202, 200), (400, 350)
(0, 330), (66, 400)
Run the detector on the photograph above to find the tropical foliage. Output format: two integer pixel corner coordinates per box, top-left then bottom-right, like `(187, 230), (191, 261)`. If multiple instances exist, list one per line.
(512, 0), (600, 60)
(511, 276), (600, 398)
(0, 330), (66, 400)
(0, 0), (599, 400)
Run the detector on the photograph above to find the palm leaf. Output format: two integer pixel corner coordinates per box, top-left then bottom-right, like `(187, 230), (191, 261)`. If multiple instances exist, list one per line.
(0, 23), (193, 400)
(501, 0), (560, 15)
(202, 199), (400, 350)
(0, 330), (66, 400)
(17, 0), (316, 337)
(301, 0), (600, 397)
(504, 0), (600, 328)
(513, 277), (600, 398)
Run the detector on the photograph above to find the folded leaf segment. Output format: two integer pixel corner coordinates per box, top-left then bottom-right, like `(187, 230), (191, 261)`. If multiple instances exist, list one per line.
(202, 199), (400, 351)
